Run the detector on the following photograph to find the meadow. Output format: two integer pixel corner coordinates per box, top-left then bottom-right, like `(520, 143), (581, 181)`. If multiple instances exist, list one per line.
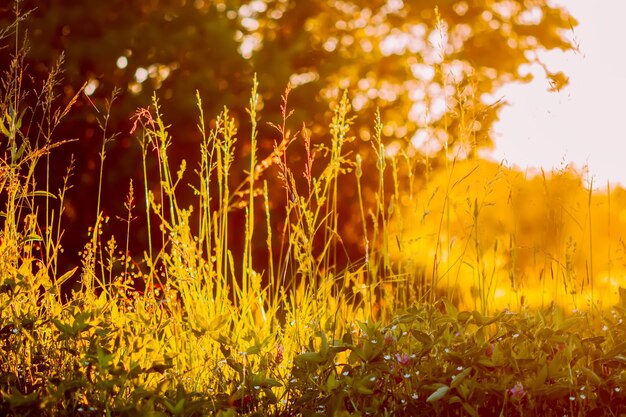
(4, 19), (626, 417)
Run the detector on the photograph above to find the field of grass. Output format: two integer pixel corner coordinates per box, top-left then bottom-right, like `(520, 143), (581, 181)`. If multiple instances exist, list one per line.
(4, 17), (626, 417)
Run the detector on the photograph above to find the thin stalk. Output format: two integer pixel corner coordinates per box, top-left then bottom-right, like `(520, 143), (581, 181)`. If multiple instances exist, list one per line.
(139, 131), (153, 265)
(607, 180), (611, 289)
(587, 177), (594, 305)
(355, 154), (369, 267)
(264, 180), (276, 303)
(243, 74), (259, 304)
(94, 90), (118, 283)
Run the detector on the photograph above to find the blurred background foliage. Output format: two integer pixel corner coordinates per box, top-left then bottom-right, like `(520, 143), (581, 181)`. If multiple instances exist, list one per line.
(387, 159), (626, 311)
(0, 0), (576, 275)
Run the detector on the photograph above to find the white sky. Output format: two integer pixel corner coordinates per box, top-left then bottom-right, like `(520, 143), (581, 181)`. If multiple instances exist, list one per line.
(488, 0), (626, 187)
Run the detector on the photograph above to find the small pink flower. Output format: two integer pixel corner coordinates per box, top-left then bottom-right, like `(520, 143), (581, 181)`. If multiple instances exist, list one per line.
(274, 343), (284, 365)
(384, 332), (397, 346)
(485, 343), (495, 358)
(395, 353), (412, 367)
(509, 382), (526, 400)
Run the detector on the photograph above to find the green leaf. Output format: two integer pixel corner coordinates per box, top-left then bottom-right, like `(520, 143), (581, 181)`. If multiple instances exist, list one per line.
(21, 190), (56, 199)
(443, 298), (458, 316)
(450, 367), (471, 389)
(51, 319), (77, 337)
(55, 267), (78, 286)
(411, 330), (432, 345)
(427, 385), (449, 402)
(7, 388), (39, 408)
(475, 327), (486, 345)
(13, 142), (25, 162)
(261, 378), (282, 388)
(361, 340), (383, 362)
(393, 313), (417, 324)
(109, 363), (128, 376)
(0, 117), (9, 137)
(164, 398), (186, 415)
(462, 402), (480, 417)
(581, 367), (602, 386)
(472, 311), (485, 326)
(582, 336), (605, 346)
(216, 409), (236, 417)
(149, 363), (174, 374)
(604, 342), (626, 360)
(326, 372), (339, 391)
(448, 395), (462, 404)
(296, 352), (326, 364)
(620, 286), (626, 308)
(263, 387), (278, 404)
(208, 313), (229, 332)
(533, 364), (548, 389)
(95, 346), (114, 370)
(353, 376), (375, 395)
(557, 317), (582, 332)
(246, 345), (261, 355)
(481, 314), (502, 326)
(319, 329), (329, 356)
(457, 311), (472, 323)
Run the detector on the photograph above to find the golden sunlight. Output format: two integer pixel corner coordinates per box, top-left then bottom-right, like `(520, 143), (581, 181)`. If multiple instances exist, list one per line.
(490, 0), (626, 186)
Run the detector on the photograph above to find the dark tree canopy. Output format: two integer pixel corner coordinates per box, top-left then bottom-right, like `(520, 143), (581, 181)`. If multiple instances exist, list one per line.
(0, 0), (576, 270)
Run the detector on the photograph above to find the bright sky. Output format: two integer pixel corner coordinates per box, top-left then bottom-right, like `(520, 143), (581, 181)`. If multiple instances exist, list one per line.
(489, 0), (626, 187)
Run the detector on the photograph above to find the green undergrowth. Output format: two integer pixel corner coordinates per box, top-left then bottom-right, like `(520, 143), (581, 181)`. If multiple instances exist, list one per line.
(3, 281), (626, 416)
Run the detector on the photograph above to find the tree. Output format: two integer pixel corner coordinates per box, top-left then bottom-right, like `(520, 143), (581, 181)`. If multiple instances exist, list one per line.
(0, 0), (576, 271)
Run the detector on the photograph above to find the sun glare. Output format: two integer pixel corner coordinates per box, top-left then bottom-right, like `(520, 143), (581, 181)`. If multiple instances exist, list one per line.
(490, 0), (626, 187)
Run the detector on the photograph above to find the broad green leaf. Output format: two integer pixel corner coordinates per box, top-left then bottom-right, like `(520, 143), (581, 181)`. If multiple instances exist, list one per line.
(411, 330), (432, 345)
(475, 327), (486, 345)
(326, 372), (339, 391)
(263, 388), (278, 404)
(297, 352), (326, 364)
(427, 385), (449, 402)
(450, 367), (472, 389)
(472, 311), (484, 326)
(457, 311), (472, 323)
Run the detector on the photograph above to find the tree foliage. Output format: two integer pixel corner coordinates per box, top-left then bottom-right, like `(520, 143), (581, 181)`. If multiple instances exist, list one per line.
(0, 0), (577, 269)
